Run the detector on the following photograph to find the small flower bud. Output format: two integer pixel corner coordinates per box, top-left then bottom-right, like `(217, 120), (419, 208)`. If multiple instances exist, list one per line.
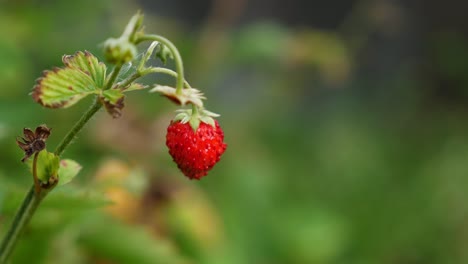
(103, 38), (138, 64)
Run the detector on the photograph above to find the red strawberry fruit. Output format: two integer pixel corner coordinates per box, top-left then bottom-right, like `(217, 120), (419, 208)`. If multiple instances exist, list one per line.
(166, 118), (227, 180)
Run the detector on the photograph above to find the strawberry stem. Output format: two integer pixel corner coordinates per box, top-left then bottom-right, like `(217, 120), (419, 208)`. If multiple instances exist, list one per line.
(189, 104), (201, 132)
(32, 152), (40, 194)
(0, 186), (46, 263)
(135, 34), (185, 95)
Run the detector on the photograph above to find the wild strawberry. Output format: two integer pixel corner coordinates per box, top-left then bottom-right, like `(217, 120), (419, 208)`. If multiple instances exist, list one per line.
(166, 112), (227, 180)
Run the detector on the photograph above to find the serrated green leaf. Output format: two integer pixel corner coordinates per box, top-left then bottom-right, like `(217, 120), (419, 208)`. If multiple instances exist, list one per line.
(57, 159), (82, 187)
(62, 51), (107, 88)
(32, 51), (107, 108)
(32, 67), (98, 108)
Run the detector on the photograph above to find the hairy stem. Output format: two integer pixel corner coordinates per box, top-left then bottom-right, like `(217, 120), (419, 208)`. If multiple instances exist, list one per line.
(118, 72), (141, 89)
(0, 185), (46, 263)
(119, 67), (191, 91)
(138, 41), (158, 71)
(136, 35), (185, 94)
(104, 64), (123, 91)
(143, 67), (192, 88)
(32, 152), (40, 194)
(54, 100), (102, 156)
(0, 63), (124, 263)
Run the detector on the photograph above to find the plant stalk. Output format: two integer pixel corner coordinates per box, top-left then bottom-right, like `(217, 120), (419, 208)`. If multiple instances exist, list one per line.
(136, 35), (185, 94)
(54, 99), (102, 156)
(0, 63), (123, 263)
(0, 185), (45, 263)
(104, 64), (123, 91)
(32, 152), (40, 194)
(118, 67), (191, 91)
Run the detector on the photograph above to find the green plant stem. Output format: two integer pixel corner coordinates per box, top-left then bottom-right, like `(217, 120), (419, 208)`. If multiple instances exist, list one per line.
(118, 72), (141, 89)
(138, 41), (158, 71)
(0, 63), (124, 263)
(104, 64), (123, 91)
(136, 35), (185, 93)
(119, 67), (191, 91)
(54, 100), (102, 156)
(0, 185), (46, 263)
(0, 102), (102, 264)
(192, 103), (199, 116)
(143, 67), (192, 88)
(32, 152), (40, 194)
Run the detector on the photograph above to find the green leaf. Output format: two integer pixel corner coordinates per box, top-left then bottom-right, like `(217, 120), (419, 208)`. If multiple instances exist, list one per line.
(34, 150), (60, 183)
(32, 51), (106, 108)
(62, 51), (107, 88)
(57, 159), (82, 187)
(101, 89), (125, 118)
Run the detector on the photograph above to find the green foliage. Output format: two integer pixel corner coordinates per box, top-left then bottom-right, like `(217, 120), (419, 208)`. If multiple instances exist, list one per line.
(1, 1), (467, 264)
(32, 51), (106, 108)
(63, 51), (107, 88)
(57, 159), (81, 187)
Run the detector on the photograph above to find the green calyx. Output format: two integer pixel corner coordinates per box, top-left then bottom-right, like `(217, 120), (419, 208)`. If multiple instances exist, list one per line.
(104, 38), (137, 64)
(26, 150), (81, 187)
(30, 150), (60, 184)
(174, 107), (220, 132)
(103, 12), (144, 64)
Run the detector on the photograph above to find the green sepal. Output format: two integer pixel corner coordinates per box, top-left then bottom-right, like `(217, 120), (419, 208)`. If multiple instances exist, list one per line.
(199, 115), (215, 127)
(103, 38), (138, 64)
(32, 51), (106, 108)
(155, 44), (173, 65)
(57, 159), (82, 187)
(199, 109), (219, 128)
(102, 89), (124, 104)
(123, 83), (147, 92)
(189, 116), (200, 132)
(173, 108), (219, 131)
(29, 150), (60, 184)
(100, 89), (125, 118)
(103, 12), (143, 64)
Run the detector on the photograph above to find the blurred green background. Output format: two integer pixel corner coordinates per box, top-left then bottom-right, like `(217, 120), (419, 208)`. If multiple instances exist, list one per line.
(1, 0), (468, 263)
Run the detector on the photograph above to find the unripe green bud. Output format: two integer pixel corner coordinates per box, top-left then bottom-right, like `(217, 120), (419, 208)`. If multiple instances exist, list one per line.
(103, 37), (137, 64)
